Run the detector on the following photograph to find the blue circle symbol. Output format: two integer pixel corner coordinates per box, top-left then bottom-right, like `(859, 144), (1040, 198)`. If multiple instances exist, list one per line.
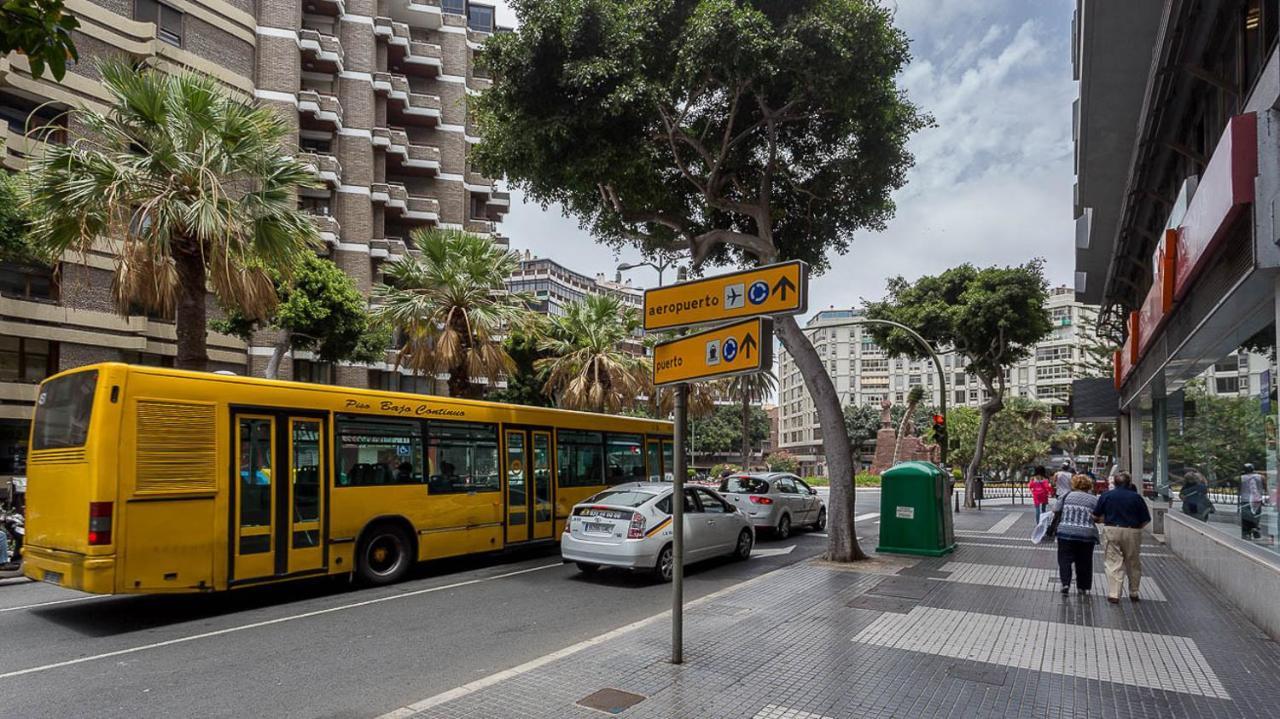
(747, 281), (769, 305)
(722, 337), (739, 362)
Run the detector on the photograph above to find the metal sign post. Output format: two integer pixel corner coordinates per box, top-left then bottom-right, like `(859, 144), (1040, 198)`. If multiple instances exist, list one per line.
(671, 382), (687, 664)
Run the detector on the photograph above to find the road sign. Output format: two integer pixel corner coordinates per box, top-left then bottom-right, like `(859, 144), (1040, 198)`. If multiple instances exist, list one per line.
(653, 317), (773, 386)
(643, 261), (808, 331)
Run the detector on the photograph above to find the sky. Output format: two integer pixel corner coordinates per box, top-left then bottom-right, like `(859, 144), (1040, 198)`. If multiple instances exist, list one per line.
(487, 0), (1078, 318)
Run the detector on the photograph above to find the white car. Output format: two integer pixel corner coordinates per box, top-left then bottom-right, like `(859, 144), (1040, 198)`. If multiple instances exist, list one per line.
(717, 472), (826, 539)
(561, 483), (754, 581)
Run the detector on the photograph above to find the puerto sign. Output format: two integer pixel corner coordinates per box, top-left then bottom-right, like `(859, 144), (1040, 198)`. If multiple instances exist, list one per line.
(643, 261), (807, 332)
(653, 317), (774, 386)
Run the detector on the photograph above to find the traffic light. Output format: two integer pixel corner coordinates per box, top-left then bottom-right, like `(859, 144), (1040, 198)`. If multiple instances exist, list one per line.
(931, 413), (947, 449)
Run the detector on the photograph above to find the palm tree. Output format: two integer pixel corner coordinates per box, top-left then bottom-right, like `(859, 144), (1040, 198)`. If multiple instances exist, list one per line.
(722, 371), (777, 469)
(23, 60), (320, 370)
(536, 294), (649, 413)
(892, 385), (926, 464)
(374, 228), (532, 399)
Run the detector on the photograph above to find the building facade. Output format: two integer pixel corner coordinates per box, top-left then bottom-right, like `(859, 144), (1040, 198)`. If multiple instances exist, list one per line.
(776, 287), (1100, 474)
(1075, 0), (1280, 637)
(1, 0), (508, 478)
(505, 252), (644, 318)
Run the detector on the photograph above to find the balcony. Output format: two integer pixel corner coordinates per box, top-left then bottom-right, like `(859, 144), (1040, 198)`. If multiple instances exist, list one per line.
(298, 29), (343, 74)
(1, 124), (51, 171)
(388, 140), (440, 176)
(297, 90), (342, 131)
(403, 195), (439, 223)
(298, 152), (341, 188)
(371, 181), (409, 211)
(309, 213), (340, 246)
(485, 190), (510, 217)
(382, 21), (442, 77)
(464, 218), (494, 234)
(305, 0), (345, 17)
(378, 74), (441, 126)
(386, 0), (443, 30)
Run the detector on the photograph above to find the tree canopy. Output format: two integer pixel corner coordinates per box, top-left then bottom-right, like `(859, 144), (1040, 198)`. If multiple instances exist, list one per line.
(690, 403), (769, 456)
(1, 0), (79, 80)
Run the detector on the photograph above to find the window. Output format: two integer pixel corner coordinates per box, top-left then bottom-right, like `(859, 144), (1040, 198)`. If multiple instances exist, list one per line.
(794, 478), (813, 495)
(420, 421), (499, 493)
(0, 264), (57, 301)
(1216, 376), (1241, 394)
(0, 337), (57, 383)
(135, 0), (183, 47)
(470, 192), (488, 219)
(31, 370), (97, 450)
(606, 433), (644, 484)
(369, 370), (397, 392)
(238, 418), (273, 551)
(694, 488), (731, 514)
(441, 0), (465, 15)
(299, 195), (332, 216)
(294, 359), (331, 384)
(558, 430), (604, 487)
(467, 3), (494, 33)
(299, 136), (332, 153)
(775, 477), (798, 494)
(336, 416), (425, 486)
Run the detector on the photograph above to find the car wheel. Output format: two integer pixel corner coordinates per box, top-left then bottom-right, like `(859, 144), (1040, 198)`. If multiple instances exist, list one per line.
(776, 514), (791, 540)
(653, 544), (674, 583)
(813, 507), (827, 531)
(733, 529), (753, 561)
(357, 525), (411, 585)
(575, 562), (599, 574)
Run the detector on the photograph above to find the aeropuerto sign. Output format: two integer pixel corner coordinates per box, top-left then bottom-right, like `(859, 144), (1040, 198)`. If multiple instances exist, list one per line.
(643, 261), (807, 332)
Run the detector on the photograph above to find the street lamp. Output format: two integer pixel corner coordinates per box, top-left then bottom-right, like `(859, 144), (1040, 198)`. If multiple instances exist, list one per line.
(617, 256), (682, 287)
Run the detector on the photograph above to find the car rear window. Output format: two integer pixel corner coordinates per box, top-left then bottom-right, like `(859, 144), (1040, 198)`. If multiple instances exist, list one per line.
(719, 476), (769, 494)
(32, 370), (98, 450)
(583, 490), (657, 508)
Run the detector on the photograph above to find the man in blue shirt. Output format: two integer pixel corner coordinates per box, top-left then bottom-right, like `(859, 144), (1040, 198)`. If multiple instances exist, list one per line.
(1093, 471), (1151, 604)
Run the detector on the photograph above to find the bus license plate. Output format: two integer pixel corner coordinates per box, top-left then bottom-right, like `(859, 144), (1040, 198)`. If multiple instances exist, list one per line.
(584, 522), (612, 535)
(43, 570), (63, 586)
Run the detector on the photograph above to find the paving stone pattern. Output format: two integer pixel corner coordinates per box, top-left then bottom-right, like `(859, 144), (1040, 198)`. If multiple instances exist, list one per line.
(403, 508), (1280, 718)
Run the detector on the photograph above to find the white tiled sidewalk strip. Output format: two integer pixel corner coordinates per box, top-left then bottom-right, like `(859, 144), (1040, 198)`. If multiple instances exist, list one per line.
(851, 606), (1230, 700)
(935, 561), (1167, 601)
(956, 541), (1172, 557)
(751, 705), (834, 719)
(984, 512), (1021, 534)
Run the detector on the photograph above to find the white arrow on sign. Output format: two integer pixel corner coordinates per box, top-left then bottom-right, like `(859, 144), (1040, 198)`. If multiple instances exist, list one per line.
(751, 546), (796, 559)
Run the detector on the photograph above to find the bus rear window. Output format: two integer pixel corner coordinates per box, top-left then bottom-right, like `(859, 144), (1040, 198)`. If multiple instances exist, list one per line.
(32, 370), (98, 450)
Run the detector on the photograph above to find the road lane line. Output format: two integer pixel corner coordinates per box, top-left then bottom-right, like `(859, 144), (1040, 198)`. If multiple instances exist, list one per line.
(0, 595), (105, 614)
(855, 513), (879, 522)
(0, 562), (563, 681)
(376, 560), (804, 718)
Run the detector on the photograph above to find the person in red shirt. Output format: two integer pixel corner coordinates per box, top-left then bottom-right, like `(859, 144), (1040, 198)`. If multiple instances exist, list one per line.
(1028, 465), (1053, 520)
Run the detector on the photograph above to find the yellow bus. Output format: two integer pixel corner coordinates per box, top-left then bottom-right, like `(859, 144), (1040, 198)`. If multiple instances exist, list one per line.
(22, 363), (674, 594)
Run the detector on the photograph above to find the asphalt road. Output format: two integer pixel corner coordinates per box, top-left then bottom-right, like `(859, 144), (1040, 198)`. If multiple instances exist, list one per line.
(0, 507), (885, 719)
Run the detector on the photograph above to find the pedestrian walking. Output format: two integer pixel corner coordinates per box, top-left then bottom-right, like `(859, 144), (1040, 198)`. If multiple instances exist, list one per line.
(1054, 462), (1074, 498)
(1093, 471), (1151, 604)
(1179, 470), (1213, 521)
(1240, 463), (1267, 540)
(1054, 474), (1099, 596)
(1028, 466), (1052, 520)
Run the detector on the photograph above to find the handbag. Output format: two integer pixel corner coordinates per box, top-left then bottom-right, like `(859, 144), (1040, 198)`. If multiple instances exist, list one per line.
(1047, 491), (1069, 538)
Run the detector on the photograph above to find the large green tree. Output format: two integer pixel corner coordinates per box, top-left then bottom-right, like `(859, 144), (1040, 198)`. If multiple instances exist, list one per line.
(865, 262), (1052, 507)
(537, 294), (649, 413)
(1169, 381), (1267, 483)
(0, 172), (47, 265)
(24, 61), (320, 370)
(690, 403), (769, 456)
(721, 371), (776, 468)
(2, 0), (78, 80)
(486, 325), (555, 407)
(374, 228), (534, 399)
(213, 254), (388, 379)
(476, 0), (927, 561)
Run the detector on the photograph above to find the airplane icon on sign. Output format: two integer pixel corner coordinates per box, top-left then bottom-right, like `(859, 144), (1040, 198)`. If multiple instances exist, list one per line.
(727, 286), (742, 305)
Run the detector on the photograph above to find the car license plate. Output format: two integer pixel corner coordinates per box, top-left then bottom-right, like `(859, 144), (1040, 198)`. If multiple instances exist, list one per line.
(584, 522), (612, 535)
(43, 570), (62, 586)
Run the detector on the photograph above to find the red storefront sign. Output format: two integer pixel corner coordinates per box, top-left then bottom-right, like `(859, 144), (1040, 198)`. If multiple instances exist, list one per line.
(1136, 228), (1179, 356)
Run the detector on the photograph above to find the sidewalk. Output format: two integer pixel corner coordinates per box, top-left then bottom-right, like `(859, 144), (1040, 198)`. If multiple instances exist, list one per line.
(383, 507), (1280, 719)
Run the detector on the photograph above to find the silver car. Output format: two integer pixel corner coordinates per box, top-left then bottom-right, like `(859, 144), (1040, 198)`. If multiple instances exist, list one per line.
(561, 483), (754, 582)
(717, 473), (826, 539)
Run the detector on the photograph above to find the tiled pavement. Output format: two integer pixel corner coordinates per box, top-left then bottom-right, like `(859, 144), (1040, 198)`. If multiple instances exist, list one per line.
(387, 507), (1280, 718)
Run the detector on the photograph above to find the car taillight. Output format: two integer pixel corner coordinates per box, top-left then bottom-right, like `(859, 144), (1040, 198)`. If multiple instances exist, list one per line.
(88, 501), (113, 545)
(627, 512), (646, 539)
(749, 496), (773, 505)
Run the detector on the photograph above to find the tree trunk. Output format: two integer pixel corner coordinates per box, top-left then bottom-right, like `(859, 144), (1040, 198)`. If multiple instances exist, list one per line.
(1091, 429), (1109, 474)
(265, 332), (291, 380)
(965, 389), (1003, 509)
(740, 391), (751, 469)
(775, 314), (866, 561)
(173, 244), (209, 371)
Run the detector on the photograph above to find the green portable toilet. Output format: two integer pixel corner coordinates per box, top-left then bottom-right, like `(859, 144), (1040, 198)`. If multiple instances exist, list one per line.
(876, 461), (956, 557)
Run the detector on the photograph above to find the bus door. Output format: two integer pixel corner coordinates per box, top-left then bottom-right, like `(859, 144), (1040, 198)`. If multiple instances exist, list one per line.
(232, 412), (328, 583)
(504, 427), (555, 543)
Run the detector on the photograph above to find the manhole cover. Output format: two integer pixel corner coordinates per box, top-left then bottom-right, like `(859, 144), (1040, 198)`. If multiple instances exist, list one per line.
(846, 594), (918, 614)
(869, 577), (934, 600)
(577, 688), (647, 714)
(947, 663), (1007, 686)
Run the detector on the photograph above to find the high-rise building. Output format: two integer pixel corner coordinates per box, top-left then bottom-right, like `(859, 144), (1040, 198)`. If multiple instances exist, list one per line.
(775, 286), (1101, 475)
(0, 0), (508, 477)
(504, 251), (645, 355)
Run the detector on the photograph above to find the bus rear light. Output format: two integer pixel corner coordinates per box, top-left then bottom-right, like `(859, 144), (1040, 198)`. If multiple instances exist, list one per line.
(627, 512), (646, 539)
(748, 496), (774, 505)
(88, 501), (113, 545)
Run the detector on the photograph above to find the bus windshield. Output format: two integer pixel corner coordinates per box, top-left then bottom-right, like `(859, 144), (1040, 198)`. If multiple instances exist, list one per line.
(32, 370), (98, 450)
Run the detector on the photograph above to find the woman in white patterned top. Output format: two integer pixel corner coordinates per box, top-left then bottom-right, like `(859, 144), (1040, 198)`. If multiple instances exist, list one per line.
(1055, 474), (1099, 595)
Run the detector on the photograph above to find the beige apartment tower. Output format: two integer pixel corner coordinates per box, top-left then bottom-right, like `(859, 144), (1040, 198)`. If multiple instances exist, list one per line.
(0, 0), (508, 476)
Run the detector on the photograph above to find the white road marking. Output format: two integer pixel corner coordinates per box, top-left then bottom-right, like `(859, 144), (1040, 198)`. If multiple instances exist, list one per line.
(852, 606), (1229, 699)
(0, 595), (105, 614)
(753, 704), (834, 719)
(855, 513), (880, 522)
(751, 546), (796, 559)
(376, 561), (803, 718)
(986, 513), (1021, 535)
(0, 562), (562, 681)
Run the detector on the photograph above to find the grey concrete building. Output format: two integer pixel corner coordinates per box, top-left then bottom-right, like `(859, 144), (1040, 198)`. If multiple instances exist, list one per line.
(1, 0), (508, 477)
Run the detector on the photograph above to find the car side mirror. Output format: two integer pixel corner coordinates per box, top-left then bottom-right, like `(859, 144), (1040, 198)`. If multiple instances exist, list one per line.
(809, 488), (818, 495)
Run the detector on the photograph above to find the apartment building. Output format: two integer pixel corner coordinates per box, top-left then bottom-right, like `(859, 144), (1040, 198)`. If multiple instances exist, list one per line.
(505, 252), (644, 318)
(0, 0), (508, 477)
(776, 286), (1100, 474)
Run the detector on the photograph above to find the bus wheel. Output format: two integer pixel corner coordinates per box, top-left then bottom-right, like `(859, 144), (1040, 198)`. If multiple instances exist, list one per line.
(358, 525), (411, 585)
